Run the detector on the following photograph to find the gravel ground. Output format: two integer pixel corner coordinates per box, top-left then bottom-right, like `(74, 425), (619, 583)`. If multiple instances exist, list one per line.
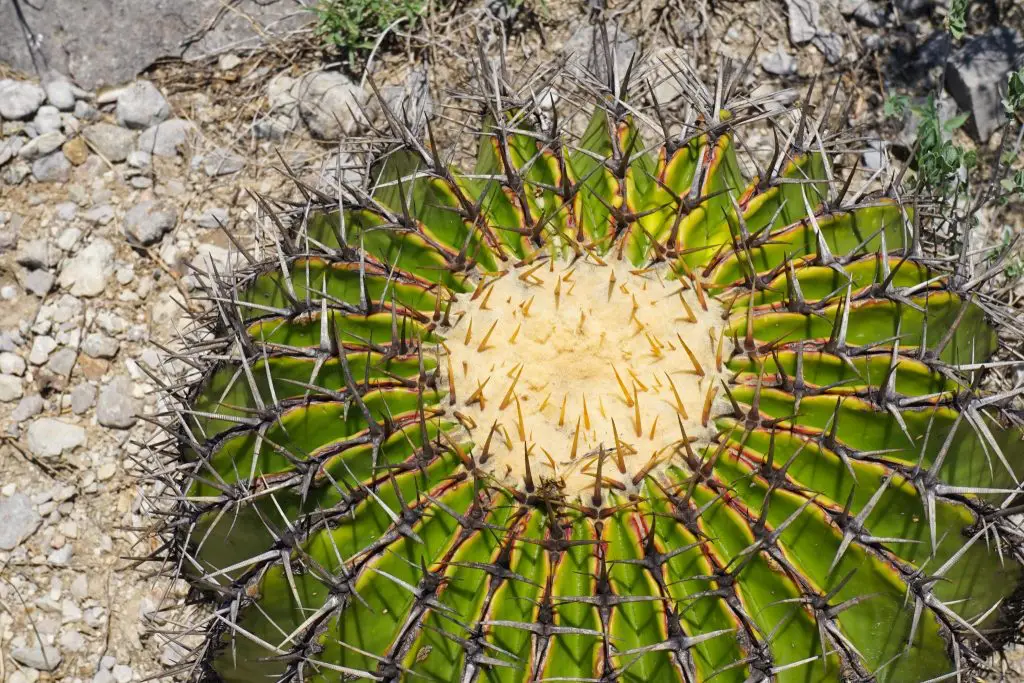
(1, 1), (1022, 681)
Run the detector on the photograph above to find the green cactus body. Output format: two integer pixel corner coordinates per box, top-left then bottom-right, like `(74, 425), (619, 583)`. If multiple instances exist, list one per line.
(170, 73), (1024, 683)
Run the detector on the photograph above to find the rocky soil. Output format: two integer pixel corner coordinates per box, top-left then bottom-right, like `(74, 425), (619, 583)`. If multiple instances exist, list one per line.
(0, 0), (1022, 681)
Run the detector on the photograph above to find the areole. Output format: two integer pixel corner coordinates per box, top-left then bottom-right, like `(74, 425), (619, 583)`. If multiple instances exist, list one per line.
(441, 256), (733, 499)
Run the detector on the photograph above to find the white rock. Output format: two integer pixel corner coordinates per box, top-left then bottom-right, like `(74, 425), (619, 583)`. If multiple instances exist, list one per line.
(0, 492), (41, 550)
(0, 374), (23, 401)
(82, 332), (120, 358)
(786, 0), (820, 44)
(31, 151), (72, 183)
(47, 347), (77, 376)
(74, 100), (99, 121)
(218, 53), (243, 71)
(10, 644), (61, 671)
(112, 664), (135, 683)
(69, 382), (97, 414)
(0, 351), (26, 375)
(33, 105), (63, 135)
(0, 134), (25, 165)
(16, 237), (58, 269)
(18, 131), (67, 161)
(58, 238), (116, 297)
(0, 80), (47, 120)
(83, 123), (137, 162)
(124, 200), (177, 246)
(70, 575), (89, 599)
(55, 202), (78, 223)
(126, 149), (151, 170)
(137, 118), (197, 157)
(96, 375), (138, 429)
(23, 269), (55, 297)
(295, 71), (369, 140)
(813, 32), (844, 64)
(97, 461), (117, 481)
(57, 226), (82, 250)
(26, 417), (86, 457)
(760, 48), (798, 75)
(29, 335), (57, 364)
(61, 111), (81, 135)
(268, 73), (297, 110)
(116, 80), (170, 129)
(49, 543), (73, 564)
(3, 158), (31, 185)
(646, 48), (688, 103)
(59, 629), (86, 652)
(44, 76), (77, 110)
(375, 66), (432, 128)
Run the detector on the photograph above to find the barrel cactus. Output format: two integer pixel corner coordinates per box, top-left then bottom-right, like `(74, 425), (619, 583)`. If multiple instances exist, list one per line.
(154, 52), (1024, 683)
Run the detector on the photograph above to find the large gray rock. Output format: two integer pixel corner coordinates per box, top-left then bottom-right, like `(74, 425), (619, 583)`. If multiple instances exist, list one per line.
(945, 28), (1024, 142)
(0, 80), (46, 120)
(23, 268), (55, 297)
(0, 493), (41, 550)
(44, 75), (77, 110)
(11, 644), (62, 672)
(33, 105), (63, 135)
(96, 376), (138, 428)
(82, 333), (120, 358)
(18, 131), (66, 161)
(116, 80), (170, 129)
(295, 71), (370, 140)
(124, 200), (177, 246)
(0, 374), (24, 402)
(760, 48), (798, 75)
(83, 123), (137, 162)
(58, 238), (115, 297)
(25, 417), (86, 457)
(0, 1), (310, 90)
(70, 382), (97, 415)
(786, 0), (819, 44)
(138, 119), (197, 157)
(31, 151), (71, 183)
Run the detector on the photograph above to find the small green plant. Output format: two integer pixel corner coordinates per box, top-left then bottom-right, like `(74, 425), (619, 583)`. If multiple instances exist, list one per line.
(1005, 67), (1024, 115)
(886, 93), (976, 191)
(988, 225), (1024, 279)
(883, 93), (909, 119)
(947, 0), (969, 39)
(311, 0), (425, 60)
(912, 97), (976, 189)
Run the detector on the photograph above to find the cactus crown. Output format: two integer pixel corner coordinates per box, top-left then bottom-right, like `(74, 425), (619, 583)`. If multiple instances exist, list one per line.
(149, 44), (1024, 683)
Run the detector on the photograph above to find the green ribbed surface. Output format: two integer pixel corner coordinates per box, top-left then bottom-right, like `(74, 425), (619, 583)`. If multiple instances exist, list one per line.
(176, 97), (1024, 683)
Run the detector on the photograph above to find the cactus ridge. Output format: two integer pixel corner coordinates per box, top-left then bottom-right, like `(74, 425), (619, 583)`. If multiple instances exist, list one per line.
(147, 46), (1024, 683)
